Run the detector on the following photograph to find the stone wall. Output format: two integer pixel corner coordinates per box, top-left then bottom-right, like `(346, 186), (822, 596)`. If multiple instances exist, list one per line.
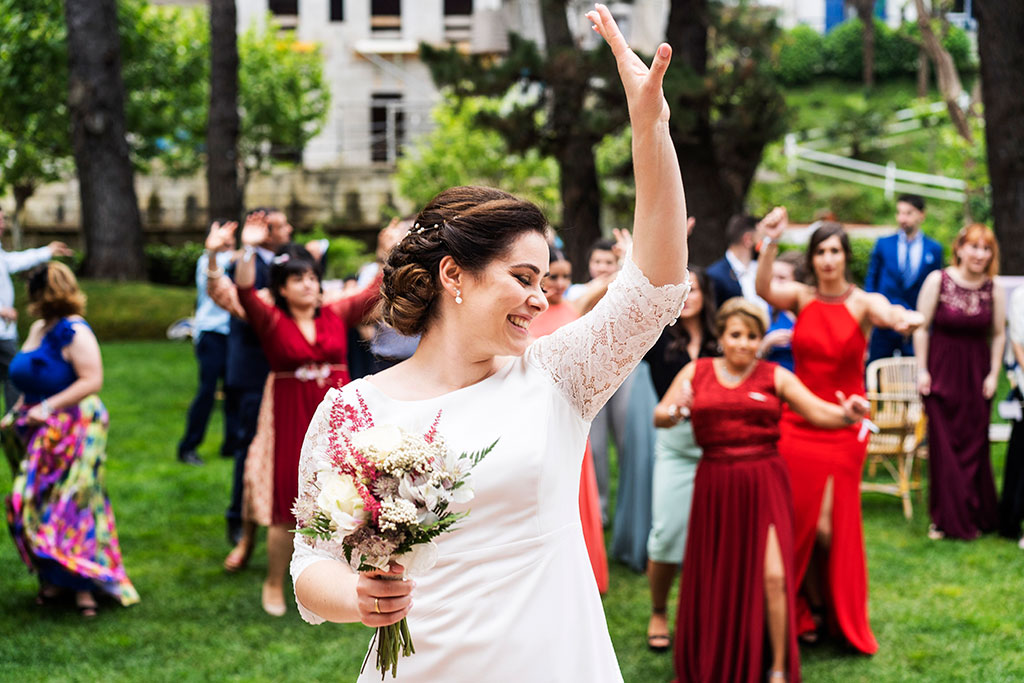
(5, 165), (411, 249)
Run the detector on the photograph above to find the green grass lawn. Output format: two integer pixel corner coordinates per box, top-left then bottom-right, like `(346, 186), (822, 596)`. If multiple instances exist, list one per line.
(1, 341), (1022, 682)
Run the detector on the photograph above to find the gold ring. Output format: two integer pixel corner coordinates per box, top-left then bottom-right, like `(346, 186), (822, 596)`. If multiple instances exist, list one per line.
(374, 597), (380, 614)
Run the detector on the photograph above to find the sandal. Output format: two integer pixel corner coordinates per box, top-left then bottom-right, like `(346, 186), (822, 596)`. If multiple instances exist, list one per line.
(646, 610), (671, 653)
(35, 585), (60, 606)
(223, 540), (254, 573)
(767, 670), (788, 681)
(927, 524), (945, 541)
(76, 592), (98, 619)
(798, 606), (824, 646)
(261, 582), (286, 617)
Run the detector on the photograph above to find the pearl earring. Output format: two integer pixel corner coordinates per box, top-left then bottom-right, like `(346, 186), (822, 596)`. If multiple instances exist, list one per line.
(455, 289), (463, 304)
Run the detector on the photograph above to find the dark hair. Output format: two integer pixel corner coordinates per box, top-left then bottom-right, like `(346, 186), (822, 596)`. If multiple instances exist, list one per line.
(269, 243), (320, 315)
(587, 239), (615, 262)
(805, 222), (853, 285)
(663, 266), (718, 363)
(897, 194), (925, 212)
(381, 186), (548, 336)
(725, 214), (759, 246)
(548, 245), (569, 265)
(247, 206), (282, 218)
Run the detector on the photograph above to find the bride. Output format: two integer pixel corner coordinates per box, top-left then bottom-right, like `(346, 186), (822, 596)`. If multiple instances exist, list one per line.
(290, 5), (689, 679)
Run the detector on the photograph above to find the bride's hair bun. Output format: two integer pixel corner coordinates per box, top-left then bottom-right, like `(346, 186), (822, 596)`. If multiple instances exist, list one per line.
(380, 186), (547, 336)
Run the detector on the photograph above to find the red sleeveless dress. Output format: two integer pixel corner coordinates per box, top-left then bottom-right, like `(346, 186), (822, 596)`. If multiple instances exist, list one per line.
(674, 359), (799, 683)
(778, 296), (879, 654)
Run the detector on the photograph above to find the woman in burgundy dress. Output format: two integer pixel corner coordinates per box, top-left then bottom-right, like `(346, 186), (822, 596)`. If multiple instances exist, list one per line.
(755, 211), (923, 654)
(233, 218), (380, 615)
(662, 299), (869, 683)
(915, 224), (1005, 540)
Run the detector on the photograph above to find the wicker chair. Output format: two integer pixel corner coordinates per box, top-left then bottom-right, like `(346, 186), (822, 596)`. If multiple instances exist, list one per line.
(861, 357), (927, 519)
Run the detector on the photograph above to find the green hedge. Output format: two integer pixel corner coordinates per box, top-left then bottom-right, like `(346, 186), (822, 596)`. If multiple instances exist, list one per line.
(776, 19), (975, 84)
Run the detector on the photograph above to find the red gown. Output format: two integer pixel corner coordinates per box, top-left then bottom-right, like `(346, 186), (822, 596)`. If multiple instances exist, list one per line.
(674, 359), (799, 683)
(532, 302), (609, 594)
(779, 296), (879, 654)
(238, 282), (379, 526)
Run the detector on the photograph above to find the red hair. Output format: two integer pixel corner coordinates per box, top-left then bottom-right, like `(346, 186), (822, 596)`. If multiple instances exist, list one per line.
(953, 223), (1000, 278)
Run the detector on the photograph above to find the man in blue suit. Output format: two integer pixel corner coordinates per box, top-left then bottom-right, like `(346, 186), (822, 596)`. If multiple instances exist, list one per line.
(865, 194), (944, 363)
(706, 214), (762, 306)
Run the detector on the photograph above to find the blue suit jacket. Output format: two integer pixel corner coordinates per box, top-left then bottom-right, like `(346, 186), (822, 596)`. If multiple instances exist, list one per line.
(225, 255), (271, 391)
(706, 257), (744, 306)
(864, 233), (944, 310)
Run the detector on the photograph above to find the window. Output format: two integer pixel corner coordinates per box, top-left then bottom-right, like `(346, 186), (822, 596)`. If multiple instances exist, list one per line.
(370, 93), (404, 163)
(269, 0), (298, 16)
(371, 0), (401, 34)
(444, 0), (472, 15)
(329, 0), (344, 22)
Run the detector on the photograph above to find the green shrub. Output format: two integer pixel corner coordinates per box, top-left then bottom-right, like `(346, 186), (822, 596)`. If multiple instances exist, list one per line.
(824, 18), (872, 81)
(145, 242), (206, 287)
(776, 25), (825, 86)
(942, 24), (974, 72)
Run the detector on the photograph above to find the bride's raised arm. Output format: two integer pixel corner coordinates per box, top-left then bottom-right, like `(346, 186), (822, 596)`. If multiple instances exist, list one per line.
(587, 4), (687, 285)
(529, 6), (690, 422)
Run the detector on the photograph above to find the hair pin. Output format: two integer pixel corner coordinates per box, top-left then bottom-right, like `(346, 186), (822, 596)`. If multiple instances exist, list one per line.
(272, 253), (291, 265)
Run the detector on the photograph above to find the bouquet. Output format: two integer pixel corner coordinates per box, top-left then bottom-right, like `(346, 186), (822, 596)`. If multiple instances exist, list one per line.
(294, 393), (495, 679)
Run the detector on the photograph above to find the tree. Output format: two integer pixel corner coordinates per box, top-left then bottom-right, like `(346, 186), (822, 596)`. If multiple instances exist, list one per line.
(663, 0), (787, 265)
(912, 0), (972, 141)
(0, 0), (72, 249)
(975, 0), (1024, 274)
(208, 0), (242, 224)
(395, 97), (559, 216)
(420, 2), (628, 272)
(237, 22), (331, 198)
(847, 0), (877, 88)
(64, 0), (146, 279)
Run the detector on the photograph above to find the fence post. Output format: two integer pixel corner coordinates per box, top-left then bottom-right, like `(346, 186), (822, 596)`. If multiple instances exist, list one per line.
(884, 161), (897, 200)
(785, 133), (797, 177)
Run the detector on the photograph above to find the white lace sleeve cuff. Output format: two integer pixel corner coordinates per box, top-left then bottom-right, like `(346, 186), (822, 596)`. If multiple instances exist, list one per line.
(528, 249), (689, 422)
(290, 536), (339, 625)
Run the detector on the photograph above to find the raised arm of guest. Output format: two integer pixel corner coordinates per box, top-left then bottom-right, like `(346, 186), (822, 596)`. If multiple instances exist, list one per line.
(755, 207), (805, 313)
(775, 366), (869, 429)
(202, 221), (248, 320)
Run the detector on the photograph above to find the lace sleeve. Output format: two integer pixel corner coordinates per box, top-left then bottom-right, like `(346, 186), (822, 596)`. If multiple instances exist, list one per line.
(527, 251), (689, 422)
(290, 388), (352, 625)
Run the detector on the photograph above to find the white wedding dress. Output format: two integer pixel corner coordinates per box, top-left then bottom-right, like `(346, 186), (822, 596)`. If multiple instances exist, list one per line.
(291, 253), (689, 682)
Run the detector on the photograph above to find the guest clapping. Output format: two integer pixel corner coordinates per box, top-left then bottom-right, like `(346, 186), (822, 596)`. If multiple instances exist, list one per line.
(915, 224), (1005, 540)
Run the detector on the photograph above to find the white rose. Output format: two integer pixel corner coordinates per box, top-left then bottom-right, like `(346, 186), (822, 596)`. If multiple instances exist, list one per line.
(395, 541), (439, 577)
(351, 424), (405, 459)
(316, 470), (368, 532)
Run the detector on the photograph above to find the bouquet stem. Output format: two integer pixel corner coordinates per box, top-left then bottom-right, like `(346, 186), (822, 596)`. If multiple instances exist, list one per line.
(363, 617), (415, 680)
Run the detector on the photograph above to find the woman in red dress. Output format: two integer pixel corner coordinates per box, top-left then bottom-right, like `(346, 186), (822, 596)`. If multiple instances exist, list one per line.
(755, 210), (923, 653)
(664, 298), (869, 682)
(531, 246), (609, 594)
(233, 217), (380, 616)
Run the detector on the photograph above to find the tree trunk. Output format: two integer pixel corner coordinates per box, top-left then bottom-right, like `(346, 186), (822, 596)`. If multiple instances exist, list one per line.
(539, 0), (602, 275)
(664, 0), (739, 267)
(852, 2), (876, 89)
(64, 0), (146, 280)
(916, 47), (929, 97)
(208, 0), (242, 225)
(975, 0), (1024, 274)
(11, 183), (34, 251)
(913, 0), (972, 142)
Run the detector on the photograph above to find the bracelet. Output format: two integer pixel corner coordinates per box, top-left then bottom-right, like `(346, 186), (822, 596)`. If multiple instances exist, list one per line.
(761, 236), (776, 249)
(39, 399), (53, 418)
(205, 266), (224, 279)
(668, 404), (680, 422)
(842, 412), (856, 425)
(242, 246), (255, 263)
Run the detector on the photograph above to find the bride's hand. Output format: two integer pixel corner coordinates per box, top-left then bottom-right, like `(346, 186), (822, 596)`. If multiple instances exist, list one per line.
(356, 563), (414, 627)
(586, 4), (671, 130)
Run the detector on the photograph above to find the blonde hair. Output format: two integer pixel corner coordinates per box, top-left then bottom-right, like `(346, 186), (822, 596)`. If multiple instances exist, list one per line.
(715, 297), (768, 338)
(27, 261), (86, 320)
(953, 223), (999, 278)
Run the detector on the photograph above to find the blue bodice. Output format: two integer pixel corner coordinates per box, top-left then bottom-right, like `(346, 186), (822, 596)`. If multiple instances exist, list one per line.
(9, 318), (87, 404)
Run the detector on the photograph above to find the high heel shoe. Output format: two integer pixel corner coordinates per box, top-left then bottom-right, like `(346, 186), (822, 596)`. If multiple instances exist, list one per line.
(261, 582), (286, 617)
(223, 539), (254, 573)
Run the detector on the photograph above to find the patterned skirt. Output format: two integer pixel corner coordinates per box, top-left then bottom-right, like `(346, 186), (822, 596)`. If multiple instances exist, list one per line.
(4, 395), (139, 606)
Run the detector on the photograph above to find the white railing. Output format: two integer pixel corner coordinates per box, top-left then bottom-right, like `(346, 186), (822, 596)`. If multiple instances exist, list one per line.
(783, 100), (968, 203)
